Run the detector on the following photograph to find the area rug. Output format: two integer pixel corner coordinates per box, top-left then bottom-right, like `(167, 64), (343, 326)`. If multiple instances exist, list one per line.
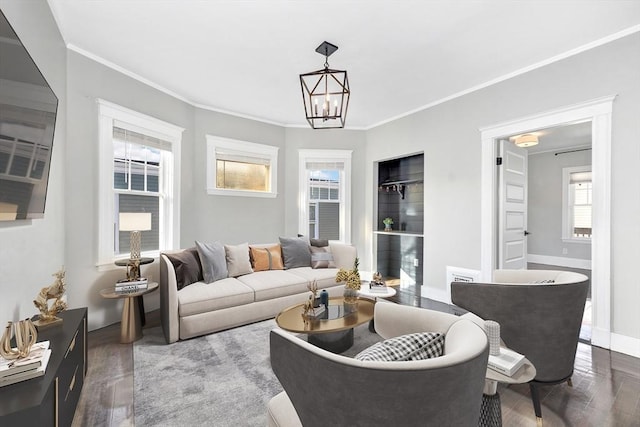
(133, 319), (381, 426)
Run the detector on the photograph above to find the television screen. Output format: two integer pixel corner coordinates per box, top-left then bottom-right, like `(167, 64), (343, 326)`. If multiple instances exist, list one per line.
(0, 9), (58, 221)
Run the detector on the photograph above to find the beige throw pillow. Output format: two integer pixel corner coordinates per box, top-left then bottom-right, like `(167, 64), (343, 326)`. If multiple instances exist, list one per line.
(224, 243), (253, 277)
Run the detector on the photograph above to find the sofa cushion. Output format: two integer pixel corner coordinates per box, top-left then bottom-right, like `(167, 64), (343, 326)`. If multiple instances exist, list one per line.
(196, 240), (228, 283)
(164, 248), (203, 290)
(310, 245), (336, 269)
(225, 243), (254, 277)
(178, 278), (255, 317)
(279, 237), (311, 269)
(236, 270), (311, 302)
(250, 244), (284, 272)
(286, 267), (339, 289)
(354, 332), (445, 362)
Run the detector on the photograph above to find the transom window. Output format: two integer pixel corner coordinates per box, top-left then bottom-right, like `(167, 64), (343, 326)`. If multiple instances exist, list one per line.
(206, 135), (278, 198)
(562, 166), (592, 242)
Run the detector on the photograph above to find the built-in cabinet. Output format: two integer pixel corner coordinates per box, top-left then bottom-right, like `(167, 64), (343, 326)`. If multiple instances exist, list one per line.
(374, 154), (424, 286)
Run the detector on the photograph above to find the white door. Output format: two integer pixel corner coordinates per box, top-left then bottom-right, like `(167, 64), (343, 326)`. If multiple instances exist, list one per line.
(498, 140), (529, 269)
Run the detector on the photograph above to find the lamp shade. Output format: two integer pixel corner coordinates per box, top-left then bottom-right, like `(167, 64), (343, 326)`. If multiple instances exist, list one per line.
(119, 212), (152, 231)
(514, 134), (539, 148)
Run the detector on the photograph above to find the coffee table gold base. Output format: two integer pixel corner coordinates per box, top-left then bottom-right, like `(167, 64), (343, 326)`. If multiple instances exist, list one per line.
(308, 329), (354, 353)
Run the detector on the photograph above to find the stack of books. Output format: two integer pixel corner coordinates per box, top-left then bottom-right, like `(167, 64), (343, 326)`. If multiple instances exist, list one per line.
(115, 277), (148, 294)
(488, 347), (526, 376)
(368, 281), (388, 293)
(0, 341), (52, 387)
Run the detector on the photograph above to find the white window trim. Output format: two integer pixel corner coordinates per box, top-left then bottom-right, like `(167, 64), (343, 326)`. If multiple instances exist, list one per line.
(97, 99), (183, 267)
(562, 165), (592, 244)
(206, 135), (278, 198)
(298, 149), (352, 243)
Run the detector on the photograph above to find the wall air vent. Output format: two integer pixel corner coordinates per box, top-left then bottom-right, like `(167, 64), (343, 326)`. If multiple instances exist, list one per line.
(446, 266), (481, 304)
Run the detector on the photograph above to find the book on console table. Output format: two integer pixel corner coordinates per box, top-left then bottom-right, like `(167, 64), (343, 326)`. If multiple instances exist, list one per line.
(0, 340), (50, 379)
(488, 347), (526, 376)
(0, 340), (52, 387)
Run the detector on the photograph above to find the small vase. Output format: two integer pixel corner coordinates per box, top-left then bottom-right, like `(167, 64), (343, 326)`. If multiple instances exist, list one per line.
(343, 287), (358, 304)
(384, 225), (392, 231)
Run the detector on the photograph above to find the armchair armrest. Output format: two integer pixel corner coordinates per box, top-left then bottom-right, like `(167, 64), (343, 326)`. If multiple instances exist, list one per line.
(159, 253), (180, 343)
(374, 303), (459, 339)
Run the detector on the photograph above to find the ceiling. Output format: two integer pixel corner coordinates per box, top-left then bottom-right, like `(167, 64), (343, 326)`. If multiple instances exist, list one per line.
(47, 1), (640, 129)
(508, 121), (592, 154)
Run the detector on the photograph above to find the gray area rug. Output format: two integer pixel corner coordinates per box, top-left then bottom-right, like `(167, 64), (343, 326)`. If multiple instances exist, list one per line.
(134, 319), (381, 426)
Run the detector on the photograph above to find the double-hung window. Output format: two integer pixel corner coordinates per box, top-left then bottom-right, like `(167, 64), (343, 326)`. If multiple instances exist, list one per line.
(298, 149), (351, 242)
(562, 166), (592, 242)
(97, 100), (183, 265)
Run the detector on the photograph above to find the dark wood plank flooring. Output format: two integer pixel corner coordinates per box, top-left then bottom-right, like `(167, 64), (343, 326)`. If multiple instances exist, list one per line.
(73, 296), (640, 427)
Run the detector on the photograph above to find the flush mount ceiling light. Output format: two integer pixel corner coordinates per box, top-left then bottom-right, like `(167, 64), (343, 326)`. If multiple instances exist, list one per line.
(299, 41), (350, 129)
(514, 134), (539, 148)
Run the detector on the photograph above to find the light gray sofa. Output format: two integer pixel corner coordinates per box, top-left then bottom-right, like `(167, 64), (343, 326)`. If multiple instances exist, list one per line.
(268, 303), (489, 426)
(159, 242), (356, 343)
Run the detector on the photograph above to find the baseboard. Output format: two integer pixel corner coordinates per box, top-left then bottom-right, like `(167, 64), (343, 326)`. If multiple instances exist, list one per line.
(527, 254), (591, 270)
(591, 327), (611, 349)
(611, 333), (640, 358)
(422, 285), (448, 304)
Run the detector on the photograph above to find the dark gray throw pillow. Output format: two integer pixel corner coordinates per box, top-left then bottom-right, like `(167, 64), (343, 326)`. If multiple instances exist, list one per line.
(298, 234), (329, 247)
(196, 240), (228, 283)
(279, 236), (311, 269)
(164, 247), (203, 290)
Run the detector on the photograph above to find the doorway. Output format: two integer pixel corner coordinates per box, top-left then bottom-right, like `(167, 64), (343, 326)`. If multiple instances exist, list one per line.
(479, 96), (615, 350)
(501, 122), (593, 341)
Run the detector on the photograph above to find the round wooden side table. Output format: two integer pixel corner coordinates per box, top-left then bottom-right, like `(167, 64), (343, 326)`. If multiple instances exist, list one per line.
(100, 282), (158, 344)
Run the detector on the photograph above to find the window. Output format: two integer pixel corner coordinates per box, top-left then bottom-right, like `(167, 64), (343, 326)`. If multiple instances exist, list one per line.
(206, 135), (278, 198)
(299, 149), (351, 242)
(97, 100), (183, 266)
(562, 166), (592, 242)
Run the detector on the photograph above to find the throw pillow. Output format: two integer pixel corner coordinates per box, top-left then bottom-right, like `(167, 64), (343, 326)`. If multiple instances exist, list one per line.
(355, 332), (445, 362)
(297, 234), (328, 247)
(195, 240), (228, 283)
(164, 248), (203, 290)
(310, 245), (336, 269)
(224, 243), (254, 277)
(249, 245), (284, 272)
(279, 236), (311, 269)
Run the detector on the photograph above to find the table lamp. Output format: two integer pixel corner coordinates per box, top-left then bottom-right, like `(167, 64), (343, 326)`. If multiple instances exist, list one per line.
(119, 212), (152, 260)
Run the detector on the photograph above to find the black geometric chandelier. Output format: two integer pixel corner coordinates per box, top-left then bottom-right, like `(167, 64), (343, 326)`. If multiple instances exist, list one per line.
(299, 41), (350, 129)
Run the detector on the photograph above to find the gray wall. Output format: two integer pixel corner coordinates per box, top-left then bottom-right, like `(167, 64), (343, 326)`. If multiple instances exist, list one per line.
(186, 108), (286, 246)
(528, 149), (592, 261)
(65, 51), (195, 330)
(365, 33), (640, 340)
(283, 127), (367, 256)
(0, 0), (67, 323)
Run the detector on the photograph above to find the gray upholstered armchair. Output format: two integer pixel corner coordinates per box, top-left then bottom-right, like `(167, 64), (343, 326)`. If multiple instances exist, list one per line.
(267, 303), (489, 427)
(451, 269), (589, 423)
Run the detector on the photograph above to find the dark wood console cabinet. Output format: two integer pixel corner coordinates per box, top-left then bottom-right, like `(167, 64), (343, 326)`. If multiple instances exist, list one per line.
(0, 307), (88, 426)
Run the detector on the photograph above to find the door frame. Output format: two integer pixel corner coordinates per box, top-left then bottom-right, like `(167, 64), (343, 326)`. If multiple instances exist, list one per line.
(479, 95), (615, 349)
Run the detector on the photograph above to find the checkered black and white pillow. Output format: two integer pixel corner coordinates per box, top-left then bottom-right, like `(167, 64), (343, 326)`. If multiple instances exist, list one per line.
(354, 332), (445, 361)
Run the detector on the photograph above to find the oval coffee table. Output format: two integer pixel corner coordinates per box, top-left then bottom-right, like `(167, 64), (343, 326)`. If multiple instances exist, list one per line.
(275, 296), (374, 353)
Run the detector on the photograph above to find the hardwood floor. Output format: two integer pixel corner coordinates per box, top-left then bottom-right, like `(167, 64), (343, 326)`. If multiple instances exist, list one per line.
(73, 303), (639, 426)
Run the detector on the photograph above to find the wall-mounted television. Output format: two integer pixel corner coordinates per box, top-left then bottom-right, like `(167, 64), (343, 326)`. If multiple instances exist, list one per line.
(0, 9), (58, 221)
